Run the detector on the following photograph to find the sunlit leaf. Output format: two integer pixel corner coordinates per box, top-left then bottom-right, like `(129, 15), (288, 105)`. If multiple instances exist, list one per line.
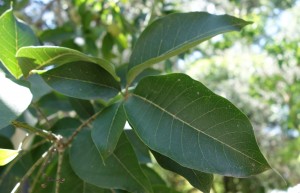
(0, 8), (39, 78)
(0, 74), (32, 129)
(0, 147), (34, 192)
(0, 148), (19, 166)
(16, 46), (119, 81)
(124, 73), (270, 177)
(127, 12), (251, 84)
(28, 74), (52, 102)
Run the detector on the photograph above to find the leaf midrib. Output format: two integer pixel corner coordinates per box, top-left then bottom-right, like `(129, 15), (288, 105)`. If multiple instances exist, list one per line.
(16, 47), (118, 80)
(112, 154), (150, 193)
(130, 21), (246, 71)
(105, 104), (121, 150)
(43, 74), (119, 91)
(128, 22), (247, 84)
(132, 94), (264, 165)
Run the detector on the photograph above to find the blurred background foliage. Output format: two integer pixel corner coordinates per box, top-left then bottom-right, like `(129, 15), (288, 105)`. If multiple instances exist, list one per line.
(1, 0), (300, 192)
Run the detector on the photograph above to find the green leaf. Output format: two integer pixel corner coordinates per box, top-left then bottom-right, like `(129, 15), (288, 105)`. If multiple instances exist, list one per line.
(0, 148), (19, 166)
(152, 185), (181, 193)
(0, 1), (13, 15)
(51, 117), (82, 137)
(39, 24), (76, 43)
(16, 46), (119, 81)
(69, 98), (95, 119)
(91, 102), (126, 160)
(140, 165), (166, 186)
(117, 63), (161, 88)
(0, 125), (15, 138)
(69, 130), (153, 193)
(0, 8), (39, 78)
(0, 74), (32, 129)
(0, 136), (14, 173)
(0, 135), (14, 149)
(124, 73), (270, 177)
(127, 12), (251, 85)
(125, 130), (152, 164)
(40, 61), (120, 101)
(28, 74), (52, 102)
(152, 151), (213, 193)
(102, 32), (115, 60)
(33, 153), (112, 193)
(37, 92), (73, 115)
(0, 145), (35, 192)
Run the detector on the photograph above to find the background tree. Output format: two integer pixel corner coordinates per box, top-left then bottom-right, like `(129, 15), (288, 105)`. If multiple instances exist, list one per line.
(0, 0), (299, 192)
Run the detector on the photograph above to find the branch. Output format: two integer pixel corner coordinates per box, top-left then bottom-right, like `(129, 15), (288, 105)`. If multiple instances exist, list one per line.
(29, 146), (54, 193)
(13, 147), (54, 193)
(32, 103), (51, 129)
(11, 121), (58, 142)
(65, 111), (102, 146)
(55, 149), (65, 193)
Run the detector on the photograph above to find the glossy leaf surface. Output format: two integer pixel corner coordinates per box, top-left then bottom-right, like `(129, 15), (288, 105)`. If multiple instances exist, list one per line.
(152, 151), (213, 193)
(0, 74), (32, 129)
(41, 61), (120, 101)
(69, 130), (153, 193)
(16, 46), (119, 80)
(28, 74), (52, 102)
(124, 73), (270, 177)
(0, 9), (39, 78)
(91, 102), (126, 160)
(127, 12), (251, 84)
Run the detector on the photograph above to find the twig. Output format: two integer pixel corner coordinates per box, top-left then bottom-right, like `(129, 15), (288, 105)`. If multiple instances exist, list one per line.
(55, 149), (65, 193)
(13, 147), (53, 193)
(65, 111), (102, 146)
(29, 146), (55, 193)
(32, 103), (51, 129)
(11, 121), (58, 142)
